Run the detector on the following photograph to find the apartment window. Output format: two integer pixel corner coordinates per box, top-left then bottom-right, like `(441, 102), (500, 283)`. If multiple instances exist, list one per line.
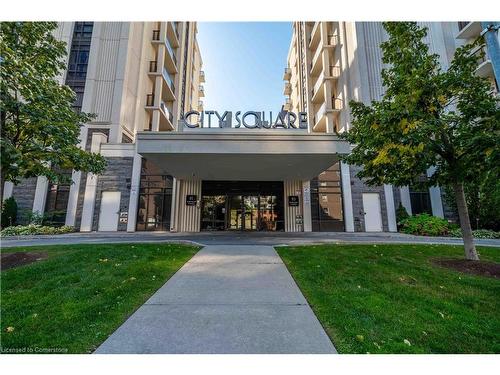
(409, 188), (432, 215)
(66, 22), (94, 112)
(44, 169), (73, 226)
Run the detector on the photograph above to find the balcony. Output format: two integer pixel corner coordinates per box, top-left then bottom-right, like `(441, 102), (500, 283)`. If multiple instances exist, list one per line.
(283, 67), (291, 81)
(283, 82), (291, 96)
(147, 61), (175, 100)
(167, 22), (180, 48)
(146, 93), (155, 107)
(198, 100), (203, 111)
(456, 21), (482, 39)
(159, 101), (174, 130)
(149, 60), (158, 73)
(199, 85), (205, 97)
(200, 70), (205, 83)
(332, 97), (343, 110)
(310, 35), (339, 76)
(152, 29), (160, 41)
(329, 65), (341, 78)
(162, 68), (176, 100)
(283, 97), (291, 111)
(145, 94), (174, 131)
(311, 66), (341, 104)
(164, 39), (178, 73)
(327, 34), (339, 47)
(313, 99), (343, 132)
(309, 22), (321, 50)
(152, 28), (178, 74)
(472, 45), (493, 78)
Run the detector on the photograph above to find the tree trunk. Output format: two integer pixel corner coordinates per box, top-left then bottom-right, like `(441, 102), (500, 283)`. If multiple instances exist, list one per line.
(0, 170), (4, 204)
(453, 182), (479, 260)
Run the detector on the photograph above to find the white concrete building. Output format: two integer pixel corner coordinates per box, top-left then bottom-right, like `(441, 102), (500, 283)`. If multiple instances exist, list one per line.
(4, 22), (463, 233)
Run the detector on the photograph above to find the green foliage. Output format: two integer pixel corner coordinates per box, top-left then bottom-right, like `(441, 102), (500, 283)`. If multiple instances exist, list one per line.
(0, 224), (74, 236)
(395, 202), (410, 225)
(1, 196), (18, 227)
(277, 244), (500, 353)
(340, 22), (499, 189)
(1, 243), (199, 353)
(19, 209), (67, 226)
(449, 228), (500, 239)
(399, 213), (451, 236)
(443, 170), (500, 231)
(0, 22), (106, 188)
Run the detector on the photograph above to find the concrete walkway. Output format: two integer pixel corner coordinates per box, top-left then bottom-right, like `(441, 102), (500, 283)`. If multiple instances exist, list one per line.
(95, 245), (336, 354)
(3, 230), (500, 248)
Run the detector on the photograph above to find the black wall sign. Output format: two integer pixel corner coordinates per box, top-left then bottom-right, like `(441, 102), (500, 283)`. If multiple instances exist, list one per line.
(186, 195), (197, 206)
(288, 195), (299, 207)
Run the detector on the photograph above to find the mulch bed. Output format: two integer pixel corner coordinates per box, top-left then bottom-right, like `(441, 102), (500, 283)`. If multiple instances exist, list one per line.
(433, 258), (500, 279)
(1, 252), (48, 271)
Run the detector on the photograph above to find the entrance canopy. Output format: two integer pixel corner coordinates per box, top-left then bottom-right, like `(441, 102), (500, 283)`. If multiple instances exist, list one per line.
(136, 130), (350, 181)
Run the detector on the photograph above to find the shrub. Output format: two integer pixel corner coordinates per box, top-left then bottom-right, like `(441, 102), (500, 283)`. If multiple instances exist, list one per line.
(0, 224), (75, 237)
(1, 197), (18, 228)
(449, 228), (500, 239)
(399, 213), (450, 236)
(395, 203), (410, 226)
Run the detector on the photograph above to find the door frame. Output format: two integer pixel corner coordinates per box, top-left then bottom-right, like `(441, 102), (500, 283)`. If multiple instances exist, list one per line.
(362, 192), (383, 232)
(98, 191), (121, 231)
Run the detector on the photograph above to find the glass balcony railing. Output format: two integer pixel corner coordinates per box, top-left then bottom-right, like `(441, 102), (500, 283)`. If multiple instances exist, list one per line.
(160, 101), (173, 123)
(165, 39), (177, 66)
(162, 67), (175, 93)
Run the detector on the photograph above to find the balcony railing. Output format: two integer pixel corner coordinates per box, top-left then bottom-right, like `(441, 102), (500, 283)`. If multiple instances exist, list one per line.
(146, 93), (155, 107)
(149, 60), (158, 73)
(160, 101), (173, 123)
(200, 70), (205, 82)
(165, 39), (177, 66)
(283, 67), (292, 81)
(327, 34), (339, 47)
(472, 44), (489, 65)
(283, 82), (291, 95)
(458, 21), (470, 31)
(330, 65), (341, 78)
(152, 29), (160, 41)
(173, 22), (180, 40)
(332, 97), (343, 110)
(162, 67), (175, 93)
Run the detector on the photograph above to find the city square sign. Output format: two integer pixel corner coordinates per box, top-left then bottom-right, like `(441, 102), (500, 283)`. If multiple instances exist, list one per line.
(179, 110), (308, 129)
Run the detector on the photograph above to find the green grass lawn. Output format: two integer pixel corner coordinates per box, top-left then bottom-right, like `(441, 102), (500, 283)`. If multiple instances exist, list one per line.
(276, 244), (500, 354)
(1, 243), (199, 353)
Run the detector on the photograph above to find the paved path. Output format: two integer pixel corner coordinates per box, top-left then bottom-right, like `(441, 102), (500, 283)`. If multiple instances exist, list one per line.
(95, 245), (336, 354)
(3, 231), (500, 248)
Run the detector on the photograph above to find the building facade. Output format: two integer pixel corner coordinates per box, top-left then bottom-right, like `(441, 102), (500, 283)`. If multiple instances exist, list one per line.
(3, 22), (468, 233)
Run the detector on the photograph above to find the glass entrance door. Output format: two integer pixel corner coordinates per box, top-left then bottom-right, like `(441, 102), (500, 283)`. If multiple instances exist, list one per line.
(228, 195), (242, 230)
(242, 196), (258, 230)
(201, 181), (285, 231)
(201, 195), (226, 230)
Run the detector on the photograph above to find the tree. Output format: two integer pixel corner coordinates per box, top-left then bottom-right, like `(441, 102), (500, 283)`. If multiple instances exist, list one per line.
(443, 169), (500, 231)
(340, 22), (500, 260)
(0, 22), (106, 201)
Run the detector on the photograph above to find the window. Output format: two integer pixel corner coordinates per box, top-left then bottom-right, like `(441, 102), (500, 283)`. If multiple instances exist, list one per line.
(44, 170), (73, 226)
(65, 22), (93, 112)
(136, 159), (173, 231)
(410, 189), (432, 215)
(311, 162), (344, 231)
